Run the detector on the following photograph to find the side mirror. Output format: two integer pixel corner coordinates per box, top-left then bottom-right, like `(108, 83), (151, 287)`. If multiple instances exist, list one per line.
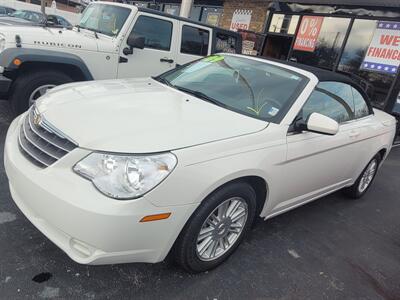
(127, 35), (145, 49)
(306, 113), (339, 135)
(123, 35), (145, 55)
(294, 112), (339, 135)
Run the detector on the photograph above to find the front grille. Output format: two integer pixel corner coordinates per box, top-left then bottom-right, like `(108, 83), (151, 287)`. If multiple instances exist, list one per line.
(18, 107), (77, 168)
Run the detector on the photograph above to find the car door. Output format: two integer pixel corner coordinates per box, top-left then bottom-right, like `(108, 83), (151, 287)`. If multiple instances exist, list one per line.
(272, 82), (363, 212)
(174, 22), (211, 67)
(117, 14), (178, 79)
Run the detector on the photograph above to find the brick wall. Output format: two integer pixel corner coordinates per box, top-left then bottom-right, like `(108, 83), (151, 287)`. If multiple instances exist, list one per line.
(220, 0), (271, 33)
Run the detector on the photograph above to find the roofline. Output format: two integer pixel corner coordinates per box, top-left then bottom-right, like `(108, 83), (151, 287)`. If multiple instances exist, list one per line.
(87, 2), (238, 34)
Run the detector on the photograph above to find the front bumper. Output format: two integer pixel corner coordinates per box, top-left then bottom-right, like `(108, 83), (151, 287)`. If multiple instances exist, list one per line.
(4, 116), (197, 265)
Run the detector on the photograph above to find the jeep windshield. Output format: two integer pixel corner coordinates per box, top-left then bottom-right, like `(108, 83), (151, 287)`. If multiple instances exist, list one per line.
(156, 55), (309, 123)
(79, 3), (131, 37)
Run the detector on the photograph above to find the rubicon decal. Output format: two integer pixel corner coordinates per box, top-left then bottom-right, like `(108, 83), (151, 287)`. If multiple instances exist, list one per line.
(34, 41), (82, 49)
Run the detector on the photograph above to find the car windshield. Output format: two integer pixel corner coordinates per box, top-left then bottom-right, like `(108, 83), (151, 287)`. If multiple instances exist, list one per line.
(11, 10), (44, 23)
(158, 55), (308, 123)
(79, 3), (131, 37)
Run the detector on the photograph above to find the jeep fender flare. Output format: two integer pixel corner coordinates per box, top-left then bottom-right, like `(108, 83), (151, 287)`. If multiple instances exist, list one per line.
(0, 48), (94, 80)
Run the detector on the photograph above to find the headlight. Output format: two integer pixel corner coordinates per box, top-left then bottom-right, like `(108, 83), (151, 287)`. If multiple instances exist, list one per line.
(73, 152), (177, 200)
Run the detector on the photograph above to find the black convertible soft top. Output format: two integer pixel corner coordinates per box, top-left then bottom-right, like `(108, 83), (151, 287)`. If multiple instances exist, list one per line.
(264, 57), (358, 84)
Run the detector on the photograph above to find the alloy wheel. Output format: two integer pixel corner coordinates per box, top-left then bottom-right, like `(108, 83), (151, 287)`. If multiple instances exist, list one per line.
(196, 197), (248, 261)
(358, 159), (378, 193)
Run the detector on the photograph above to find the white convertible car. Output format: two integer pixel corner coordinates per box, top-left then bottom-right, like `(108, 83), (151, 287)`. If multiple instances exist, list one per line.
(4, 54), (397, 272)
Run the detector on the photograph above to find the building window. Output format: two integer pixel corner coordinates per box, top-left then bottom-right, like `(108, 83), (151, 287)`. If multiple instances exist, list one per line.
(181, 25), (210, 56)
(164, 4), (180, 16)
(268, 14), (300, 35)
(201, 7), (223, 26)
(131, 16), (173, 51)
(337, 19), (396, 109)
(189, 6), (202, 22)
(290, 16), (351, 70)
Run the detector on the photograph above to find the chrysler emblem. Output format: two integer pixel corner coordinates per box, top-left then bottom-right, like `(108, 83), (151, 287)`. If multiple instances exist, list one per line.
(33, 113), (42, 126)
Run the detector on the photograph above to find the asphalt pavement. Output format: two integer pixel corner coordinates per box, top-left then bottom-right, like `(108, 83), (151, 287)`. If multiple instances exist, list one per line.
(0, 100), (399, 299)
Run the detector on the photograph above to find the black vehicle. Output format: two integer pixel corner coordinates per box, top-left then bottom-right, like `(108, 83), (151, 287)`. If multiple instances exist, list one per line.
(46, 14), (72, 28)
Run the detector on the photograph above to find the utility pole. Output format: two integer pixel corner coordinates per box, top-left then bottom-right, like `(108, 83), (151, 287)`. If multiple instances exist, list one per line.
(179, 0), (193, 18)
(41, 0), (46, 14)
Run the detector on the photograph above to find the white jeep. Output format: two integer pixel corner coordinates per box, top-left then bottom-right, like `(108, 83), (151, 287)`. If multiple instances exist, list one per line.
(0, 1), (241, 113)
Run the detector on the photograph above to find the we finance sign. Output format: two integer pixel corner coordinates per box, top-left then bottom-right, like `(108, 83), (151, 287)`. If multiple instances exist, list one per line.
(362, 21), (400, 74)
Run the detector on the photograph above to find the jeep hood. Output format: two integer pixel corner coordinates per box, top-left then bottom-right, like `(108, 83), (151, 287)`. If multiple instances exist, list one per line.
(35, 78), (268, 153)
(0, 25), (102, 52)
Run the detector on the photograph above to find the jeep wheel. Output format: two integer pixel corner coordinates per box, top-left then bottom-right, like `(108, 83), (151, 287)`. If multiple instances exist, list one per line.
(10, 70), (73, 114)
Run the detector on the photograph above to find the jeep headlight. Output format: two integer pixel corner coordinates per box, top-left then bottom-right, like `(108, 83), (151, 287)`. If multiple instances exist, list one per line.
(73, 152), (177, 200)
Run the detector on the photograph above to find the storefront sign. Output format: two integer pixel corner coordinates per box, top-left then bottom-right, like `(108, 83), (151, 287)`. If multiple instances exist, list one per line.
(230, 9), (252, 31)
(361, 21), (400, 74)
(293, 16), (324, 52)
(206, 13), (221, 26)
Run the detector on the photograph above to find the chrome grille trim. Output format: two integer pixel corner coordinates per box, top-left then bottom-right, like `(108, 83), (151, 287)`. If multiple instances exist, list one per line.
(18, 107), (78, 168)
(22, 116), (65, 160)
(28, 108), (76, 152)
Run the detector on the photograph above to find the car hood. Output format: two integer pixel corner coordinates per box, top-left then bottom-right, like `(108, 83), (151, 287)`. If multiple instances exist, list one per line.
(35, 78), (268, 153)
(0, 25), (99, 52)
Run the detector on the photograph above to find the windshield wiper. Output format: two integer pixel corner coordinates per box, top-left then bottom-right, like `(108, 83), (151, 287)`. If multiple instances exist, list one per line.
(76, 25), (100, 38)
(152, 76), (172, 87)
(173, 86), (226, 108)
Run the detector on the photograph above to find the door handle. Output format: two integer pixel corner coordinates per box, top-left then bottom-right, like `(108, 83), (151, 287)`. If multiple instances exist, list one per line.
(160, 58), (174, 63)
(349, 130), (360, 138)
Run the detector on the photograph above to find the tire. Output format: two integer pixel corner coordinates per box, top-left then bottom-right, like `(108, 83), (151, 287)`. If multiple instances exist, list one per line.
(174, 181), (257, 273)
(10, 69), (73, 115)
(344, 154), (381, 199)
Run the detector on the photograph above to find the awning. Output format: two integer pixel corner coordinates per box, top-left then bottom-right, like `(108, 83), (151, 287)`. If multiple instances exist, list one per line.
(276, 0), (400, 8)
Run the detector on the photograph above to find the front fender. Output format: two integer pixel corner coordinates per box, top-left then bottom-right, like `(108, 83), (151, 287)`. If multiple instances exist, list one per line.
(0, 48), (93, 80)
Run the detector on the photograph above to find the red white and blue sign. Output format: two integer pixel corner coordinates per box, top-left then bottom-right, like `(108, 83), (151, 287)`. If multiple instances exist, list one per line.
(361, 21), (400, 75)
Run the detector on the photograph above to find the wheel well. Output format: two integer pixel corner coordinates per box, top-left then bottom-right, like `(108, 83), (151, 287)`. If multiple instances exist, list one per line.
(219, 176), (268, 217)
(378, 148), (387, 161)
(15, 62), (87, 81)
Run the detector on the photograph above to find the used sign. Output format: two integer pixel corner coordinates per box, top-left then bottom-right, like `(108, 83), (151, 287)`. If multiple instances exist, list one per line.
(293, 16), (324, 52)
(230, 9), (252, 31)
(361, 21), (400, 74)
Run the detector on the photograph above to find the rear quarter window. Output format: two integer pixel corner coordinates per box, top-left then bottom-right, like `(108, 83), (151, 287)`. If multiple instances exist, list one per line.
(181, 25), (209, 56)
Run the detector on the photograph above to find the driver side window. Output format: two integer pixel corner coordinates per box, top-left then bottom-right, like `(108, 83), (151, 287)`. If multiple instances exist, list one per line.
(131, 16), (173, 51)
(301, 82), (355, 124)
